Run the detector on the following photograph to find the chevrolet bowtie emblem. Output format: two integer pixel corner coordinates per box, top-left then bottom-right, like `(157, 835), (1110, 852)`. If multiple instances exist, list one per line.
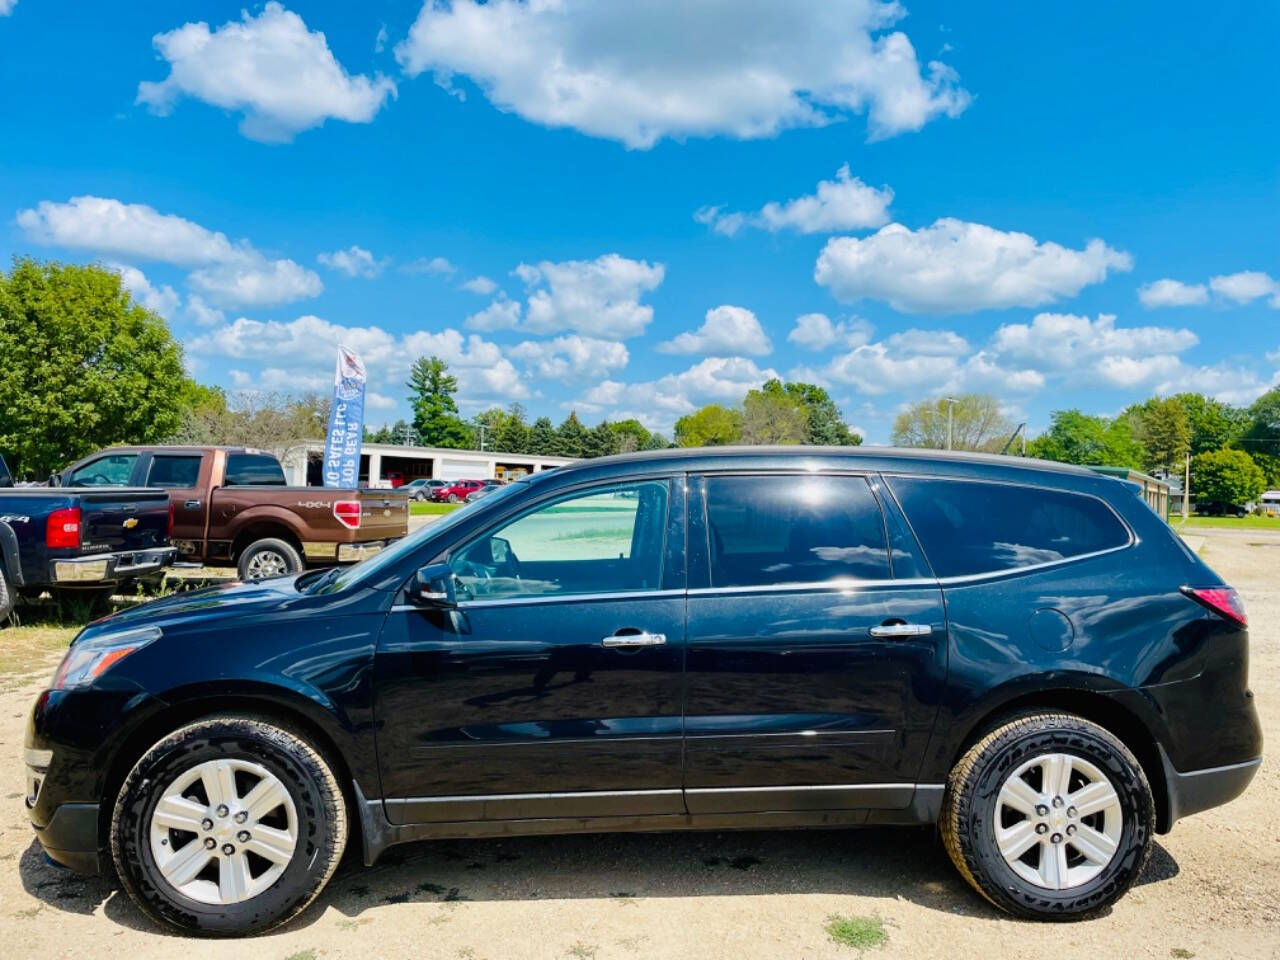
(122, 517), (139, 529)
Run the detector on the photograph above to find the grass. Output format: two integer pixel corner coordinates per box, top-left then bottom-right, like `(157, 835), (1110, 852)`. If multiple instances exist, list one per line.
(1170, 514), (1280, 530)
(410, 501), (463, 516)
(824, 914), (889, 952)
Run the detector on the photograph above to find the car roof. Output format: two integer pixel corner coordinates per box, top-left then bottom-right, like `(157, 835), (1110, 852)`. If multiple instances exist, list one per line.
(529, 445), (1109, 494)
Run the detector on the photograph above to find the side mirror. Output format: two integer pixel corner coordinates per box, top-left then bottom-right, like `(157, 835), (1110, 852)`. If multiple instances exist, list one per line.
(413, 562), (457, 607)
(489, 536), (511, 564)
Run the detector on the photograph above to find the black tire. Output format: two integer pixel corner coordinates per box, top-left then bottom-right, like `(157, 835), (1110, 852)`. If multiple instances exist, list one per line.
(236, 538), (303, 581)
(0, 567), (13, 625)
(447, 493), (459, 503)
(110, 715), (347, 937)
(940, 711), (1153, 920)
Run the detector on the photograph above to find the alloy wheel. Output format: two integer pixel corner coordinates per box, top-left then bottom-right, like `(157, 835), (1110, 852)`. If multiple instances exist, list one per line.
(245, 550), (288, 580)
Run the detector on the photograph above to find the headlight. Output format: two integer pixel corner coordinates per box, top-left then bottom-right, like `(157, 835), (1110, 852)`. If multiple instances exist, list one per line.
(51, 626), (161, 689)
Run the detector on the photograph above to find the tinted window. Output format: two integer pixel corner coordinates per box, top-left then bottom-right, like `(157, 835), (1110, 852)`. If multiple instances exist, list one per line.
(451, 481), (668, 600)
(888, 477), (1130, 578)
(705, 475), (890, 587)
(66, 453), (137, 486)
(147, 455), (202, 488)
(224, 454), (286, 486)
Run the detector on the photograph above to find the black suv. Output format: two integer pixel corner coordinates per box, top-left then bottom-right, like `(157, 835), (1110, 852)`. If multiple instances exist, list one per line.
(25, 448), (1261, 935)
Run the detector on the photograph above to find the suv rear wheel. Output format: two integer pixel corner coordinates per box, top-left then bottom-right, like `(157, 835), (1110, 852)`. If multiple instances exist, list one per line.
(110, 716), (347, 937)
(941, 710), (1153, 919)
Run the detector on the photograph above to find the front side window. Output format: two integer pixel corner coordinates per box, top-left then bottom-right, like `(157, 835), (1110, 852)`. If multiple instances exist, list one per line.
(450, 481), (669, 600)
(66, 453), (137, 486)
(887, 477), (1131, 579)
(704, 475), (890, 587)
(224, 454), (286, 486)
(146, 455), (203, 488)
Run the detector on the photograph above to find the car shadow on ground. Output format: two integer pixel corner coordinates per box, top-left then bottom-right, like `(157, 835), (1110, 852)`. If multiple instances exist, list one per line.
(18, 827), (1182, 937)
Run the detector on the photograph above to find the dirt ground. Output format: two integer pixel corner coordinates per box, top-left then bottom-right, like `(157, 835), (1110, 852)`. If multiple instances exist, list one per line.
(0, 529), (1276, 959)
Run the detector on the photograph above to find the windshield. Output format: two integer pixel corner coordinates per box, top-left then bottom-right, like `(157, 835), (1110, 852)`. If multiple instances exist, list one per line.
(309, 478), (531, 593)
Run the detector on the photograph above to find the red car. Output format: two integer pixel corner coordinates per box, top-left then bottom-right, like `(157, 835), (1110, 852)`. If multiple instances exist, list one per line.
(431, 479), (485, 503)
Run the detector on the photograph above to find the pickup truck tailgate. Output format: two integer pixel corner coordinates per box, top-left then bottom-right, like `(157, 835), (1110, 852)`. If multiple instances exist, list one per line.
(355, 490), (410, 540)
(78, 490), (172, 551)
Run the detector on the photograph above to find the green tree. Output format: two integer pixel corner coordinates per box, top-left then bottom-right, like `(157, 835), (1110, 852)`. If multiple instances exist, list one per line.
(582, 421), (620, 458)
(1127, 396), (1190, 474)
(494, 404), (530, 454)
(1241, 388), (1280, 476)
(407, 356), (469, 448)
(741, 386), (808, 444)
(0, 258), (190, 476)
(674, 404), (743, 447)
(555, 411), (589, 457)
(1027, 409), (1145, 469)
(610, 418), (653, 454)
(758, 379), (861, 445)
(1171, 392), (1246, 456)
(528, 416), (557, 456)
(892, 394), (1014, 452)
(1191, 448), (1266, 512)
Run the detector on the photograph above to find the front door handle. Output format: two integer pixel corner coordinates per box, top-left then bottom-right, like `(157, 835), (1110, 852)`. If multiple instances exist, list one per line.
(869, 623), (933, 639)
(601, 632), (667, 648)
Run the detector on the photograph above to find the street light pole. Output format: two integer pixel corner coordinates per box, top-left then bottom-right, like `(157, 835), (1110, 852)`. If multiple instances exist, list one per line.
(944, 397), (958, 450)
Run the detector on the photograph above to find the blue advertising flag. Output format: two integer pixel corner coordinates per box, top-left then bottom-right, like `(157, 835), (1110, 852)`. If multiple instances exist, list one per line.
(322, 346), (367, 488)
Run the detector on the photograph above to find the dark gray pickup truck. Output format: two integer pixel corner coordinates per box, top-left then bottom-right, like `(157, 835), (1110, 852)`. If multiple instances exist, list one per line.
(0, 453), (175, 623)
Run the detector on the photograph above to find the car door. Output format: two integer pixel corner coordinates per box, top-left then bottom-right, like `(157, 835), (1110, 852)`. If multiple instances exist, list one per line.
(141, 452), (208, 559)
(373, 475), (686, 825)
(682, 471), (947, 814)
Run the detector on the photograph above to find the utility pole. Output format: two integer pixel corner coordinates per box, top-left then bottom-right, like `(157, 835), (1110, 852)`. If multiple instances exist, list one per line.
(1183, 451), (1191, 519)
(478, 424), (487, 452)
(944, 397), (958, 450)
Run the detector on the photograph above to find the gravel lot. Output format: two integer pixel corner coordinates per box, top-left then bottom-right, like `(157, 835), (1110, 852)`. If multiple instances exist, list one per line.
(0, 528), (1275, 959)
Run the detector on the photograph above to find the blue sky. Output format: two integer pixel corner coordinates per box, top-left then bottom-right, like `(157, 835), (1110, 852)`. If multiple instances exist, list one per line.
(2, 1), (1277, 442)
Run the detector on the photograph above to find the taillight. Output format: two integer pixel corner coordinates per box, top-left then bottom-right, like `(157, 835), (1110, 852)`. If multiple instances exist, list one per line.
(46, 506), (82, 549)
(1182, 586), (1247, 626)
(333, 500), (362, 529)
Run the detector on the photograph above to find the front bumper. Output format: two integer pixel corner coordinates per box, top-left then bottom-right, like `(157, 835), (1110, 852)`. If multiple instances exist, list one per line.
(50, 546), (176, 584)
(1160, 747), (1261, 828)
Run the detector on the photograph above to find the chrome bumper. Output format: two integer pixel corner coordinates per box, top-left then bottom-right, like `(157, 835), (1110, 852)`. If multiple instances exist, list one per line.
(51, 546), (177, 583)
(338, 541), (386, 563)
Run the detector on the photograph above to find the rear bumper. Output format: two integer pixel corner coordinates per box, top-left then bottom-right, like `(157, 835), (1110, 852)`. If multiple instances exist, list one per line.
(1160, 747), (1261, 828)
(302, 540), (390, 563)
(50, 546), (176, 584)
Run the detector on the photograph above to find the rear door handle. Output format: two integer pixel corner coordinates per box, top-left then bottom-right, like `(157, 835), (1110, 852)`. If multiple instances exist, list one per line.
(869, 623), (933, 639)
(184, 500), (201, 509)
(601, 632), (667, 648)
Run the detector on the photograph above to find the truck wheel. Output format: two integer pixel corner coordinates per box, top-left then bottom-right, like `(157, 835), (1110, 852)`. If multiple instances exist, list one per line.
(237, 539), (303, 581)
(0, 567), (13, 625)
(940, 710), (1153, 920)
(110, 715), (347, 937)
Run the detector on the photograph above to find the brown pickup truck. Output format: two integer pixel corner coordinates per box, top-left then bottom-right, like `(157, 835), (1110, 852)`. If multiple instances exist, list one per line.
(56, 446), (408, 580)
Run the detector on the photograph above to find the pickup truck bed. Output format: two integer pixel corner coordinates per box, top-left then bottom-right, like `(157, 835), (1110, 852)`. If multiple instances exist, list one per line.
(0, 457), (175, 621)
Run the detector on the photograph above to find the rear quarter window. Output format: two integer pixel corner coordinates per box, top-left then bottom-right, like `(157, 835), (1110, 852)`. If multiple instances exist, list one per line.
(887, 476), (1130, 579)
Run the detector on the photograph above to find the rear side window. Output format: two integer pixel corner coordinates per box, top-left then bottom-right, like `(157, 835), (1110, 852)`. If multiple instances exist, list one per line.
(224, 454), (286, 486)
(887, 477), (1130, 578)
(146, 455), (202, 488)
(705, 475), (890, 587)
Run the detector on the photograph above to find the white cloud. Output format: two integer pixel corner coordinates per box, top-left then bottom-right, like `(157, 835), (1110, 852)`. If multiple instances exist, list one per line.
(658, 305), (772, 356)
(815, 218), (1132, 314)
(1155, 363), (1280, 407)
(1138, 278), (1208, 308)
(1209, 270), (1279, 306)
(510, 335), (630, 381)
(461, 275), (497, 295)
(193, 316), (527, 411)
(402, 256), (457, 276)
(184, 295), (226, 327)
(188, 258), (323, 307)
(318, 245), (386, 278)
(883, 328), (969, 356)
(696, 165), (892, 236)
(396, 0), (969, 149)
(136, 2), (396, 143)
(576, 356), (779, 432)
(991, 312), (1198, 376)
(786, 313), (873, 351)
(464, 296), (522, 331)
(374, 24), (389, 53)
(112, 264), (180, 319)
(17, 195), (322, 308)
(0, 1), (17, 16)
(517, 254), (665, 338)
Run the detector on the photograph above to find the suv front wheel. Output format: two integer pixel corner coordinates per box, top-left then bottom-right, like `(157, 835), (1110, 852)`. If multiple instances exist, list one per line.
(941, 710), (1154, 919)
(110, 716), (347, 936)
